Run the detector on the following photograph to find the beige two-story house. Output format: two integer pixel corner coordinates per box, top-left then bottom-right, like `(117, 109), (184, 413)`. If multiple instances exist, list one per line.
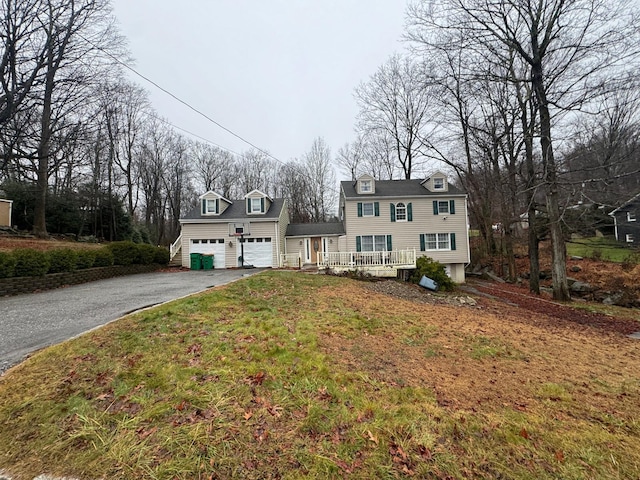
(337, 173), (470, 282)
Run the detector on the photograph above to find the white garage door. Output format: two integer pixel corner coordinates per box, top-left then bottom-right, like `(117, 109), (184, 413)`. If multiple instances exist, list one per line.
(240, 237), (273, 267)
(190, 239), (226, 268)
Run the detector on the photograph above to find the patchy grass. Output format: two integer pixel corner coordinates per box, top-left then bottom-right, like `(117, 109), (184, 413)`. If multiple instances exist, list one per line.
(1, 271), (639, 479)
(566, 237), (638, 263)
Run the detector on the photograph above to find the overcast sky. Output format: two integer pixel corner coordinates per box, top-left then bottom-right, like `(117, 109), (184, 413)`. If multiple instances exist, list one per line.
(110, 1), (408, 167)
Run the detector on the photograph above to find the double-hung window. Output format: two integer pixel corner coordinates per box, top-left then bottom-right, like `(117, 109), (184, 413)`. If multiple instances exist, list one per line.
(437, 201), (449, 214)
(356, 234), (391, 252)
(202, 198), (218, 215)
(362, 202), (374, 216)
(422, 233), (455, 251)
(250, 197), (262, 213)
(433, 178), (445, 190)
(360, 179), (372, 193)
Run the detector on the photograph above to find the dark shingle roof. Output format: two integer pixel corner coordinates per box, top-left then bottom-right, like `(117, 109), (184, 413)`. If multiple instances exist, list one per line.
(341, 179), (465, 199)
(181, 198), (286, 222)
(285, 222), (345, 237)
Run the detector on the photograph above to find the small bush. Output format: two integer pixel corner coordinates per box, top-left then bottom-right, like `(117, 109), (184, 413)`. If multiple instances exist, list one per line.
(107, 241), (139, 266)
(13, 249), (50, 277)
(0, 252), (17, 278)
(47, 248), (78, 274)
(154, 246), (170, 265)
(75, 250), (97, 269)
(409, 256), (456, 291)
(93, 248), (114, 267)
(136, 244), (157, 265)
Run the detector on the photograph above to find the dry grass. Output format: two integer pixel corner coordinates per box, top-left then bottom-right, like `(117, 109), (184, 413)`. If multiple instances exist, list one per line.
(0, 271), (638, 479)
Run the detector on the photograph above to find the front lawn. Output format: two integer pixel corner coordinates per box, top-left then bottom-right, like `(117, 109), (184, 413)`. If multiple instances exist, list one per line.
(0, 271), (639, 479)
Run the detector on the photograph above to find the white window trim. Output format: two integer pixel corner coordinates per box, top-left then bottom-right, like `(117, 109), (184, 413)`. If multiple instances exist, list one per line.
(433, 178), (445, 190)
(202, 198), (218, 215)
(627, 211), (636, 222)
(360, 179), (372, 193)
(360, 234), (388, 252)
(250, 197), (262, 213)
(362, 202), (375, 217)
(425, 233), (452, 251)
(437, 201), (450, 215)
(395, 202), (407, 222)
(626, 234), (635, 243)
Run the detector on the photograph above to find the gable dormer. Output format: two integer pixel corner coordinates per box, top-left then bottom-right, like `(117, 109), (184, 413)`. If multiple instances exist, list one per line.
(199, 191), (232, 216)
(422, 171), (448, 193)
(244, 189), (273, 215)
(355, 174), (375, 195)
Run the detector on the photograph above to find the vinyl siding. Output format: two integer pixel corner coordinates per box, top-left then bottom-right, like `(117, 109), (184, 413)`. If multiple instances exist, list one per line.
(344, 195), (470, 265)
(181, 221), (281, 268)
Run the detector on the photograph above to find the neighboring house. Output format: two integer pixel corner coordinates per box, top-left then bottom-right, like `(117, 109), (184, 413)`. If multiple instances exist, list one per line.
(0, 199), (12, 227)
(173, 172), (471, 283)
(336, 173), (470, 282)
(175, 189), (289, 268)
(609, 192), (640, 246)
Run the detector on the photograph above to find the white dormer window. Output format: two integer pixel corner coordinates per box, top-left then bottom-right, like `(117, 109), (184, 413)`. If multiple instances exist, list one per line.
(360, 179), (372, 193)
(627, 211), (636, 222)
(201, 198), (219, 215)
(250, 197), (262, 213)
(433, 177), (445, 190)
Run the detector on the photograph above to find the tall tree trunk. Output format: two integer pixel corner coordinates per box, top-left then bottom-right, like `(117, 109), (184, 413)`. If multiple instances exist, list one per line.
(532, 62), (569, 301)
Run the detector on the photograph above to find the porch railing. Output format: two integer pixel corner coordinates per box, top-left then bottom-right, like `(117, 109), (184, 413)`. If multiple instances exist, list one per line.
(170, 234), (182, 260)
(280, 252), (302, 268)
(317, 249), (416, 269)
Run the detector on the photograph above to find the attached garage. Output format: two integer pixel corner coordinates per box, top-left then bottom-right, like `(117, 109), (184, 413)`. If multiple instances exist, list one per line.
(240, 237), (272, 267)
(190, 239), (226, 269)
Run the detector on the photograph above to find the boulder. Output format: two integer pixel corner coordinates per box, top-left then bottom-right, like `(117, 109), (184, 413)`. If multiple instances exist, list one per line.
(570, 281), (593, 294)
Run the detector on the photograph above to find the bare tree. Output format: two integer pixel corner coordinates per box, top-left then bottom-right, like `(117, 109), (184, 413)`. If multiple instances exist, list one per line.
(303, 137), (336, 222)
(408, 0), (640, 301)
(355, 54), (435, 179)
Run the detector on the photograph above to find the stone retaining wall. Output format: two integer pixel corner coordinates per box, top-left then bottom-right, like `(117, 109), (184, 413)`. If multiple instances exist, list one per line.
(0, 264), (163, 296)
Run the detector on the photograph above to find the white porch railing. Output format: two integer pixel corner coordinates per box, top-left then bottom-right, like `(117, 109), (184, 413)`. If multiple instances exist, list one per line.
(170, 233), (182, 260)
(280, 252), (302, 268)
(317, 249), (417, 270)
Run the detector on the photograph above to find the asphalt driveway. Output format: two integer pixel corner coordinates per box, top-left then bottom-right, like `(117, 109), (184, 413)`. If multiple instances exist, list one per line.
(0, 268), (260, 374)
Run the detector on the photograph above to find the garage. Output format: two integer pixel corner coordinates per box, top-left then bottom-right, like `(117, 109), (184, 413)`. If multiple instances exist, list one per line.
(240, 237), (273, 267)
(190, 239), (226, 269)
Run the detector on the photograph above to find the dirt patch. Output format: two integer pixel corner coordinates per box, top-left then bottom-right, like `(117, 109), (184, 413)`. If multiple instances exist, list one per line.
(319, 280), (640, 412)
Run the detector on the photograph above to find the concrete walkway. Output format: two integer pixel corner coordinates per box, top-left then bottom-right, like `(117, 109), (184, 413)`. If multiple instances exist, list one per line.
(0, 268), (260, 374)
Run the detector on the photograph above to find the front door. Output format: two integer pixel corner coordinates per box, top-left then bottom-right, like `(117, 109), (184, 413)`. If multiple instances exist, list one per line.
(310, 236), (321, 263)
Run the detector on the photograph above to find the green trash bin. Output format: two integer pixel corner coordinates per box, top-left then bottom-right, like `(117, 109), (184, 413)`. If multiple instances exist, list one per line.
(190, 253), (202, 270)
(202, 254), (214, 270)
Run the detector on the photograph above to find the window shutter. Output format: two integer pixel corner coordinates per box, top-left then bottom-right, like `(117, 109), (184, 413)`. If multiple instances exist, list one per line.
(261, 197), (265, 213)
(450, 200), (455, 214)
(450, 233), (456, 250)
(201, 200), (206, 215)
(356, 236), (362, 252)
(357, 202), (363, 217)
(407, 202), (413, 222)
(246, 198), (251, 213)
(433, 201), (438, 215)
(374, 202), (380, 216)
(386, 235), (392, 251)
(215, 198), (219, 214)
(420, 234), (426, 251)
(390, 203), (396, 222)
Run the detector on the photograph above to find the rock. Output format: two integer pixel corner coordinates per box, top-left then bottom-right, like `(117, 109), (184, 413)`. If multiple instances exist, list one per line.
(570, 265), (582, 272)
(484, 271), (506, 283)
(539, 270), (552, 280)
(570, 256), (583, 261)
(566, 277), (578, 286)
(570, 281), (593, 294)
(603, 293), (623, 305)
